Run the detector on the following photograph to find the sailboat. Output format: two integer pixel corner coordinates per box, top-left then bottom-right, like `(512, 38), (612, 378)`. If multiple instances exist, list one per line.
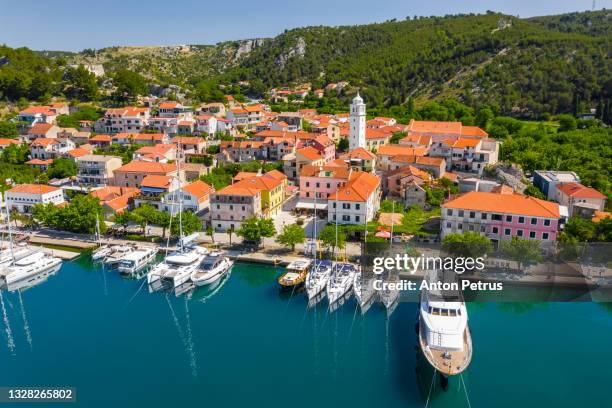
(326, 194), (356, 310)
(352, 201), (375, 313)
(418, 270), (472, 377)
(379, 201), (399, 316)
(1, 207), (62, 287)
(147, 148), (207, 289)
(91, 215), (112, 261)
(305, 185), (332, 302)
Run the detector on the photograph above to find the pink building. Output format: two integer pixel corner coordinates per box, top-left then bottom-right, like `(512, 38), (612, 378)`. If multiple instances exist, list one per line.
(297, 163), (351, 203)
(441, 189), (560, 244)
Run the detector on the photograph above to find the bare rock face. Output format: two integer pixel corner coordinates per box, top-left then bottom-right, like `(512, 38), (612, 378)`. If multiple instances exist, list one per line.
(234, 38), (267, 61)
(275, 37), (307, 69)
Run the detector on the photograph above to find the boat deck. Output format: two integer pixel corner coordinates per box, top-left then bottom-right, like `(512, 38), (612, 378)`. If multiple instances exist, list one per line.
(419, 319), (472, 376)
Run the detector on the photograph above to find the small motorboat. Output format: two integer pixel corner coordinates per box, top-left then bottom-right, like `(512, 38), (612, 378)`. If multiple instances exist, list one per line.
(92, 245), (112, 262)
(278, 259), (311, 290)
(191, 252), (233, 287)
(117, 247), (158, 274)
(103, 245), (137, 267)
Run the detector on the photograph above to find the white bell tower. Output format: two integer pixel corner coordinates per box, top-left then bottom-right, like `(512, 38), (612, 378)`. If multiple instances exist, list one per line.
(349, 93), (366, 150)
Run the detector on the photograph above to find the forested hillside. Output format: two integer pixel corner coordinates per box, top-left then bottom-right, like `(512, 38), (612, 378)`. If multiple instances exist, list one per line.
(1, 10), (610, 120)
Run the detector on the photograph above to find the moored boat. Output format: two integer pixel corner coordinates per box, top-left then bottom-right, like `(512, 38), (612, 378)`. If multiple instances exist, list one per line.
(326, 262), (357, 307)
(117, 247), (158, 274)
(278, 259), (311, 290)
(353, 269), (376, 314)
(418, 271), (472, 377)
(3, 251), (62, 287)
(191, 252), (233, 286)
(148, 245), (208, 289)
(92, 245), (112, 262)
(305, 259), (332, 300)
(103, 245), (137, 267)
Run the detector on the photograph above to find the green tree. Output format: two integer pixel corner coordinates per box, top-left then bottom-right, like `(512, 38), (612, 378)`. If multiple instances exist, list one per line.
(206, 225), (215, 244)
(319, 224), (346, 253)
(131, 204), (159, 235)
(1, 143), (29, 164)
(276, 224), (305, 251)
(500, 236), (543, 270)
(476, 107), (494, 129)
(0, 121), (19, 138)
(64, 64), (99, 100)
(442, 232), (492, 258)
(48, 157), (77, 179)
(171, 211), (202, 237)
(113, 69), (147, 101)
(337, 138), (349, 152)
(113, 211), (132, 233)
(523, 185), (545, 199)
(236, 217), (276, 244)
(562, 216), (596, 242)
(557, 114), (577, 132)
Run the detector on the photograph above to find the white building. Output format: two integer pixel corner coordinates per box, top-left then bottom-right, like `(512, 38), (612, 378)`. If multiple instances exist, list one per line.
(327, 172), (381, 225)
(349, 94), (366, 150)
(5, 184), (65, 214)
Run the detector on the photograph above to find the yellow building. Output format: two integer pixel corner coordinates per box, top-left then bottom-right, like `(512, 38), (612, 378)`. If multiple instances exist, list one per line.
(231, 170), (288, 217)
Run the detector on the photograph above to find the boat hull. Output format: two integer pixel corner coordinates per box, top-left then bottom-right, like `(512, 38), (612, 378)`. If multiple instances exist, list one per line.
(417, 315), (473, 376)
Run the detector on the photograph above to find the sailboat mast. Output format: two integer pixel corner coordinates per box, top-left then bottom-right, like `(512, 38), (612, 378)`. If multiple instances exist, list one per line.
(313, 182), (317, 261)
(4, 204), (14, 264)
(177, 144), (184, 252)
(390, 201), (394, 249)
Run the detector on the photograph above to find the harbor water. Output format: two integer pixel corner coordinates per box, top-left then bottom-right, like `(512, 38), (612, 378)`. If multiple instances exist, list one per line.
(1, 256), (611, 407)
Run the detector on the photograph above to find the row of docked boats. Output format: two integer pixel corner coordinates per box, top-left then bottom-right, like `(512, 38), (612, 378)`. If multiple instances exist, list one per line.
(279, 258), (400, 314)
(92, 238), (234, 291)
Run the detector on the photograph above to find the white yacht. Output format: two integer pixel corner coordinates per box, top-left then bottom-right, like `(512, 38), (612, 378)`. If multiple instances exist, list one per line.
(3, 251), (62, 287)
(92, 245), (112, 262)
(117, 247), (158, 274)
(326, 263), (357, 307)
(353, 269), (376, 314)
(305, 260), (332, 300)
(103, 245), (137, 267)
(0, 245), (38, 267)
(191, 252), (233, 286)
(147, 245), (208, 288)
(379, 277), (400, 316)
(418, 271), (472, 376)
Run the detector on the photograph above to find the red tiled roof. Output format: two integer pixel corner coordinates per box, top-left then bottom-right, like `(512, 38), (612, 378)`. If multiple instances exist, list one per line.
(8, 184), (60, 195)
(557, 182), (606, 199)
(115, 161), (177, 174)
(443, 191), (560, 218)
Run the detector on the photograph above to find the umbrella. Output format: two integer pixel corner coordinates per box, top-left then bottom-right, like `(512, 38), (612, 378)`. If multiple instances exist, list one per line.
(375, 230), (391, 239)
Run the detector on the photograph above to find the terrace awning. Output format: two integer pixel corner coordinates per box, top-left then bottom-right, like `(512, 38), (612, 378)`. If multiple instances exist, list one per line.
(295, 200), (328, 210)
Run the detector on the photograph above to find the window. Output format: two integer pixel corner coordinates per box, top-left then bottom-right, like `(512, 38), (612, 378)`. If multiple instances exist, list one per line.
(447, 209), (453, 216)
(316, 182), (320, 188)
(492, 227), (499, 234)
(242, 206), (245, 211)
(504, 228), (511, 236)
(517, 229), (523, 237)
(458, 223), (463, 230)
(544, 219), (551, 227)
(305, 182), (310, 187)
(469, 211), (475, 218)
(342, 215), (350, 221)
(332, 202), (336, 209)
(492, 214), (502, 221)
(355, 216), (360, 222)
(326, 183), (330, 188)
(305, 192), (310, 198)
(355, 204), (360, 210)
(529, 231), (536, 239)
(480, 226), (486, 232)
(506, 215), (512, 222)
(481, 213), (487, 220)
(531, 218), (537, 225)
(332, 214), (336, 221)
(446, 222), (452, 228)
(342, 203), (350, 209)
(468, 225), (474, 231)
(229, 205), (233, 210)
(542, 232), (549, 240)
(458, 210), (464, 217)
(518, 216), (525, 224)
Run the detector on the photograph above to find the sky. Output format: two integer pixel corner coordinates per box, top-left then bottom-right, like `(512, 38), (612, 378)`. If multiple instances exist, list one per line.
(0, 0), (609, 51)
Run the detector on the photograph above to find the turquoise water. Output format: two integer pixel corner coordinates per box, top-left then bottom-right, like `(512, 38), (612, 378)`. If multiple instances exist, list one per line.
(1, 256), (611, 407)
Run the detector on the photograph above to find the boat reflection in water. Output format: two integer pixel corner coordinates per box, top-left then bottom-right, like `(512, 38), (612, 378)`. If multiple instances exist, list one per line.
(4, 265), (60, 292)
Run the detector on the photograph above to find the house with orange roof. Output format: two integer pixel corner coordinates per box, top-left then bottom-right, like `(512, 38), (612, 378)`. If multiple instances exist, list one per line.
(158, 101), (192, 119)
(220, 140), (266, 162)
(277, 112), (303, 131)
(111, 161), (178, 188)
(17, 106), (57, 125)
(26, 123), (60, 141)
(133, 144), (177, 163)
(194, 115), (218, 136)
(66, 147), (91, 160)
(385, 165), (432, 198)
(30, 137), (75, 160)
(0, 138), (20, 151)
(6, 184), (65, 213)
(339, 147), (376, 172)
(442, 189), (560, 243)
(25, 158), (53, 172)
(399, 134), (432, 148)
(328, 171), (381, 224)
(375, 144), (428, 171)
(68, 131), (91, 145)
(297, 163), (351, 212)
(76, 154), (123, 186)
(226, 104), (265, 131)
(231, 171), (286, 217)
(90, 186), (140, 215)
(171, 136), (206, 154)
(210, 184), (263, 231)
(132, 133), (169, 145)
(95, 107), (150, 133)
(283, 146), (325, 181)
(133, 175), (181, 210)
(162, 180), (215, 215)
(177, 120), (195, 134)
(89, 134), (113, 148)
(555, 182), (607, 216)
(429, 137), (499, 175)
